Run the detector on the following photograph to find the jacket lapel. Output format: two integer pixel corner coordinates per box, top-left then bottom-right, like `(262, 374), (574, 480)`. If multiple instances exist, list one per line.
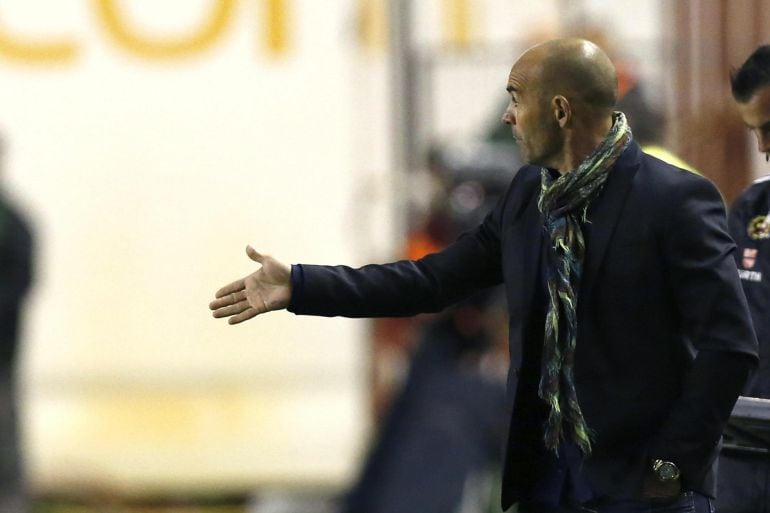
(579, 141), (642, 303)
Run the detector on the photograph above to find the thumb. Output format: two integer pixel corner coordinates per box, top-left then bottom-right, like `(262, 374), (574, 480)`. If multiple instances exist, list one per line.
(246, 245), (264, 264)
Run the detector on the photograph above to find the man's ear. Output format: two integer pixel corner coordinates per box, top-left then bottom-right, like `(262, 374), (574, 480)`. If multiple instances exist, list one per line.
(552, 96), (571, 127)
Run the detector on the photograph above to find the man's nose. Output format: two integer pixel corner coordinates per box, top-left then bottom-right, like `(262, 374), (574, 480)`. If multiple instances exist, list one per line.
(501, 107), (515, 125)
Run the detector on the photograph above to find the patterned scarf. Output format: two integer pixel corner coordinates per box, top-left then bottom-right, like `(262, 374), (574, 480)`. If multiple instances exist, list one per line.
(537, 111), (632, 456)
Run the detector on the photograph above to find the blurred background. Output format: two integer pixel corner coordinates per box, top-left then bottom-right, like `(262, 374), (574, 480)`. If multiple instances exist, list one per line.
(0, 0), (768, 512)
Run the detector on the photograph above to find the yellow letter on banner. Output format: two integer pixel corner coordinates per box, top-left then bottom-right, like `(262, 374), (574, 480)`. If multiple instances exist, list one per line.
(442, 0), (472, 50)
(0, 16), (77, 65)
(96, 0), (234, 60)
(263, 0), (289, 56)
(356, 0), (387, 53)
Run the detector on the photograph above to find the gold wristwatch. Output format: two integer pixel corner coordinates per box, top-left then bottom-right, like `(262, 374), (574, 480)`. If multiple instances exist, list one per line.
(652, 459), (681, 482)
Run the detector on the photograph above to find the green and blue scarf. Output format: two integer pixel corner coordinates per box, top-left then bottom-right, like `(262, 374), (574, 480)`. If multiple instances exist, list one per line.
(537, 111), (632, 456)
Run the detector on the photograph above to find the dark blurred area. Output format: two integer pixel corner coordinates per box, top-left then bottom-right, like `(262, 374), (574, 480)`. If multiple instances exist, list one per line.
(0, 141), (34, 512)
(341, 132), (521, 513)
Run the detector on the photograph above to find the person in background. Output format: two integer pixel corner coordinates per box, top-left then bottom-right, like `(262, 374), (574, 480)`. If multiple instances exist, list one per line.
(338, 143), (515, 513)
(339, 290), (509, 513)
(211, 39), (757, 513)
(0, 139), (34, 512)
(717, 44), (770, 513)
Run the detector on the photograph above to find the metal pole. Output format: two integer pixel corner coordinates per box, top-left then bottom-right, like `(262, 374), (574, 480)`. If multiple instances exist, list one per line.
(388, 0), (416, 241)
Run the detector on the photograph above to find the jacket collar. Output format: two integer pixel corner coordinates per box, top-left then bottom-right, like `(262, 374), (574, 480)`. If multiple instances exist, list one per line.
(513, 140), (642, 318)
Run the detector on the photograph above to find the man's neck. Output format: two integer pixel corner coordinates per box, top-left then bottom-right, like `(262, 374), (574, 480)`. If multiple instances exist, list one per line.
(555, 116), (614, 174)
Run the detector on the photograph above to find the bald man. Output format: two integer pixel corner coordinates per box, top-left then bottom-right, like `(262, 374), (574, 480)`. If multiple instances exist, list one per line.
(210, 39), (757, 513)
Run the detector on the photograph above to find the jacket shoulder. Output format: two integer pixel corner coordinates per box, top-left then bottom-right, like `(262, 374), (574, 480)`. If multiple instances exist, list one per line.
(501, 164), (541, 203)
(637, 151), (719, 198)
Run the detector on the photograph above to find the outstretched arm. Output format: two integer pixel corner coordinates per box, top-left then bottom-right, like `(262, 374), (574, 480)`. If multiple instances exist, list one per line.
(209, 245), (291, 324)
(209, 170), (525, 323)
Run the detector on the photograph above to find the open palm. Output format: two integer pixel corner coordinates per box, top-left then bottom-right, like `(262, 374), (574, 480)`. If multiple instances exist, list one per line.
(209, 246), (291, 324)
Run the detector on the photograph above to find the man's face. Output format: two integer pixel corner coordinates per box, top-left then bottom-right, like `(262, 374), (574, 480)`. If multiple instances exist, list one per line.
(736, 84), (770, 158)
(501, 60), (562, 167)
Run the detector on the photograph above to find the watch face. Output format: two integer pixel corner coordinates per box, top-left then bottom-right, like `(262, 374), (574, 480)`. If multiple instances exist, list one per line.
(656, 461), (680, 481)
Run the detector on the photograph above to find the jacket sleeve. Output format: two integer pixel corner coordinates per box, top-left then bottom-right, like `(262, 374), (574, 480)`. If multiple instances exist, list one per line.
(286, 184), (513, 318)
(649, 174), (758, 486)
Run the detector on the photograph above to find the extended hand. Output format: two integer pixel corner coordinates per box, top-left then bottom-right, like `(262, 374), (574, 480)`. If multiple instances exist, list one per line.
(209, 246), (291, 324)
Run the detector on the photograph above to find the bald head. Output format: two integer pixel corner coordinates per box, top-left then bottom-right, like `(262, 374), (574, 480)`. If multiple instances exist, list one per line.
(518, 38), (618, 115)
(502, 38), (619, 170)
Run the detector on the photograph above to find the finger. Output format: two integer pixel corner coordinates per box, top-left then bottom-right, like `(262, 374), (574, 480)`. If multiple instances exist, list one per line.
(215, 278), (246, 299)
(212, 300), (251, 318)
(246, 245), (264, 264)
(209, 290), (247, 310)
(228, 307), (260, 325)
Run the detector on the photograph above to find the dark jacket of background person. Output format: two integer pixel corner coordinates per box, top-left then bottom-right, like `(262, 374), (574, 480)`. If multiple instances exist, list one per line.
(341, 305), (508, 513)
(717, 177), (770, 513)
(0, 192), (33, 505)
(287, 141), (758, 510)
(0, 196), (33, 370)
(728, 175), (770, 398)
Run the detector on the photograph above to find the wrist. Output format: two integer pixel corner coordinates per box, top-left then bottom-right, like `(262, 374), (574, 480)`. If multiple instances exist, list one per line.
(652, 459), (681, 482)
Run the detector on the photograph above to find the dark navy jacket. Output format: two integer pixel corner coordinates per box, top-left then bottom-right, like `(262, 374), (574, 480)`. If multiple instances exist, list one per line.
(728, 175), (770, 398)
(289, 142), (758, 510)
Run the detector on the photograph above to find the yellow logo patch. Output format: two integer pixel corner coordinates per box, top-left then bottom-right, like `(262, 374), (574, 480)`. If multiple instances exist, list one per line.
(748, 215), (770, 240)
